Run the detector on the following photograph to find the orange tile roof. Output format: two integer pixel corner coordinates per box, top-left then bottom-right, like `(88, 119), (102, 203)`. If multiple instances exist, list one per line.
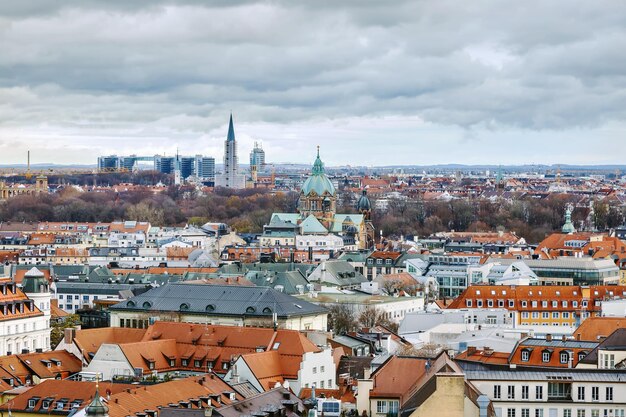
(573, 317), (626, 341)
(106, 375), (242, 417)
(455, 349), (510, 366)
(0, 380), (132, 413)
(73, 328), (147, 360)
(139, 322), (319, 374)
(27, 233), (56, 245)
(240, 350), (285, 390)
(17, 350), (82, 380)
(0, 280), (43, 321)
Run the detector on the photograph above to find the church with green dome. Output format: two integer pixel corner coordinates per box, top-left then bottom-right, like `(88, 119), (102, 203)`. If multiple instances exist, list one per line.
(264, 148), (375, 250)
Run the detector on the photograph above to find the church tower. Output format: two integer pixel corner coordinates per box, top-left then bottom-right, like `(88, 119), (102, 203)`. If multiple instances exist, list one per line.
(86, 385), (109, 417)
(216, 114), (246, 189)
(298, 147), (337, 222)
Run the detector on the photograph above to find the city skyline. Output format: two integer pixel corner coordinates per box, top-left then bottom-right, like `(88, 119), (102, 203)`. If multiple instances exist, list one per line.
(1, 1), (625, 166)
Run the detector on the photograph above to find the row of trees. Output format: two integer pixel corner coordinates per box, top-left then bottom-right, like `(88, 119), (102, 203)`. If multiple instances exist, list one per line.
(2, 172), (624, 243)
(326, 304), (399, 334)
(369, 194), (625, 244)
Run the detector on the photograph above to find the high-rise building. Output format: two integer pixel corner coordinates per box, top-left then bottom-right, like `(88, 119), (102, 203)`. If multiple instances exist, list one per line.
(250, 142), (266, 171)
(97, 155), (120, 171)
(195, 155), (215, 181)
(215, 114), (246, 189)
(179, 156), (195, 179)
(154, 156), (175, 174)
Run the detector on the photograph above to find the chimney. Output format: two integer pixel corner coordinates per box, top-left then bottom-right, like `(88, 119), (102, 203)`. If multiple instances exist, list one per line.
(546, 334), (552, 342)
(64, 328), (76, 345)
(467, 346), (477, 356)
(562, 335), (567, 342)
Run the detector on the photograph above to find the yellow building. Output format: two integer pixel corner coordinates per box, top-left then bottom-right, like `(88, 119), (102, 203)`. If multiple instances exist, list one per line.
(0, 176), (48, 200)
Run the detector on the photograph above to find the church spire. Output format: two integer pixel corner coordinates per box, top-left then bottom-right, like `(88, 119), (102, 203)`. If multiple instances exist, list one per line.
(227, 113), (235, 142)
(312, 146), (324, 175)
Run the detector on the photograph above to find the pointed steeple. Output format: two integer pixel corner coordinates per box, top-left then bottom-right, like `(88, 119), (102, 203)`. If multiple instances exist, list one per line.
(227, 113), (235, 142)
(312, 146), (324, 175)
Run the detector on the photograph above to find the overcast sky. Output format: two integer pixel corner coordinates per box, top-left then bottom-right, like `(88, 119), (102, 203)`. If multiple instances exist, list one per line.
(1, 1), (625, 166)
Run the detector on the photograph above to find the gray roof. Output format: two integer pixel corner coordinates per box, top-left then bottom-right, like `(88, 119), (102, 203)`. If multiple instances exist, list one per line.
(465, 369), (626, 382)
(245, 270), (309, 295)
(521, 338), (598, 349)
(54, 281), (139, 295)
(110, 283), (328, 318)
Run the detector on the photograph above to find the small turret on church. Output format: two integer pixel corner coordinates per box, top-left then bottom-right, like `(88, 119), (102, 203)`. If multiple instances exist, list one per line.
(86, 386), (109, 417)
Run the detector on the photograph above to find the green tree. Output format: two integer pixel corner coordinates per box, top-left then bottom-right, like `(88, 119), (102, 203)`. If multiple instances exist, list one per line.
(50, 314), (82, 349)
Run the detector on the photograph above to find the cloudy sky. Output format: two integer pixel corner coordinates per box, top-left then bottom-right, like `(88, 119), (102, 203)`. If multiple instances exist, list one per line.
(1, 1), (625, 166)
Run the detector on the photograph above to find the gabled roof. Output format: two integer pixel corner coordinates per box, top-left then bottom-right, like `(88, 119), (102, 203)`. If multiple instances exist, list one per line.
(579, 328), (626, 365)
(240, 350), (285, 390)
(300, 215), (328, 234)
(17, 350), (82, 380)
(573, 317), (626, 341)
(72, 327), (147, 360)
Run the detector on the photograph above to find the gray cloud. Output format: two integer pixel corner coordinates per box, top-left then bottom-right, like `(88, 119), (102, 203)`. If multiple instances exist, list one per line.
(0, 0), (625, 165)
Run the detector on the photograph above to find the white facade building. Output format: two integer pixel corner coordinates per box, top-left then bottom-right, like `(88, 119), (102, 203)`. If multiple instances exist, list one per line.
(0, 269), (50, 355)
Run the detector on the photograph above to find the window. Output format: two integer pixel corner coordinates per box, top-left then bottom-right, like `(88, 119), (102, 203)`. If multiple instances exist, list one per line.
(169, 359), (175, 367)
(560, 352), (570, 364)
(477, 300), (483, 307)
(320, 380), (324, 388)
(577, 411), (585, 417)
(591, 411), (599, 417)
(536, 386), (543, 400)
(488, 300), (494, 308)
(28, 400), (36, 409)
(592, 387), (599, 401)
(466, 300), (473, 307)
(498, 300), (504, 307)
(522, 385), (529, 400)
(521, 351), (530, 362)
(376, 401), (388, 414)
(542, 351), (551, 362)
(552, 301), (558, 308)
(182, 359), (188, 366)
(521, 301), (528, 307)
(563, 312), (570, 319)
(508, 385), (515, 400)
(536, 410), (544, 417)
(312, 367), (317, 374)
(194, 360), (201, 368)
(494, 385), (501, 399)
(606, 387), (613, 402)
(509, 300), (515, 308)
(564, 410), (571, 417)
(328, 379), (332, 387)
(578, 386), (585, 401)
(508, 409), (516, 417)
(553, 312), (559, 319)
(573, 301), (578, 308)
(522, 410), (530, 417)
(222, 362), (230, 370)
(522, 312), (529, 319)
(320, 366), (325, 373)
(542, 312), (549, 319)
(542, 301), (548, 308)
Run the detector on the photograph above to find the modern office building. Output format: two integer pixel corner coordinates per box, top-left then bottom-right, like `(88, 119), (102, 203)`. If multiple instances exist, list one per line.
(250, 141), (266, 171)
(154, 156), (175, 174)
(194, 155), (215, 181)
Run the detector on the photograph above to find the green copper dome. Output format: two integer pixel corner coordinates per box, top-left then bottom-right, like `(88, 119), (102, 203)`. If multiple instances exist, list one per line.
(301, 148), (335, 197)
(356, 189), (371, 212)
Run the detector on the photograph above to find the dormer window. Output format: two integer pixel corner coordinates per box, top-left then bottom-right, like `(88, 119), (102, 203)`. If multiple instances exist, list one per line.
(182, 359), (189, 367)
(169, 359), (175, 367)
(542, 350), (551, 363)
(578, 352), (586, 361)
(560, 352), (570, 364)
(466, 300), (472, 307)
(521, 350), (531, 362)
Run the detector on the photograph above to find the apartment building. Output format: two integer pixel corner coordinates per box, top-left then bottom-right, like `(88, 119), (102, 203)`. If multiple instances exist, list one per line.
(447, 285), (626, 328)
(465, 368), (626, 417)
